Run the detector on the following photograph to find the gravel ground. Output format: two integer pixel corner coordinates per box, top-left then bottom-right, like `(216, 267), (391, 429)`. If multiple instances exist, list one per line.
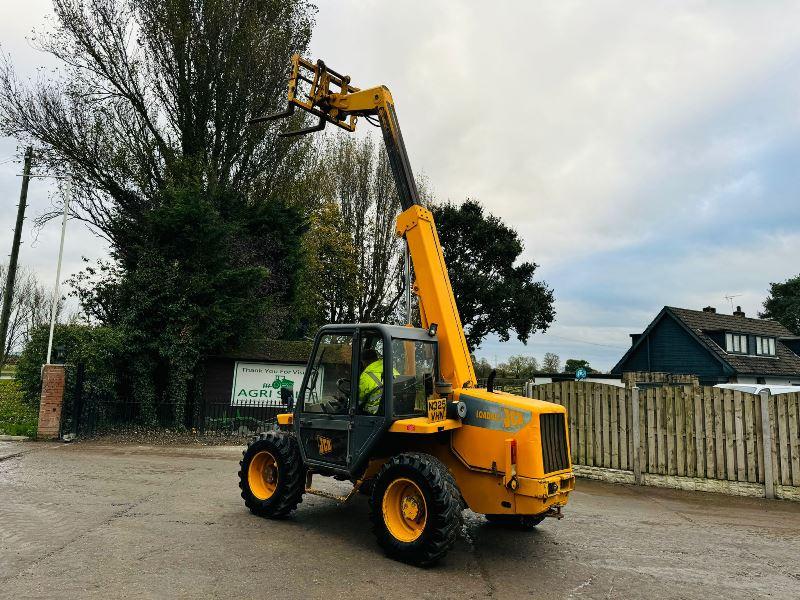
(78, 428), (265, 446)
(1, 439), (799, 599)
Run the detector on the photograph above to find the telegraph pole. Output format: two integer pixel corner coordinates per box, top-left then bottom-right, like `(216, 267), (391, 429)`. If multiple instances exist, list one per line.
(0, 147), (33, 366)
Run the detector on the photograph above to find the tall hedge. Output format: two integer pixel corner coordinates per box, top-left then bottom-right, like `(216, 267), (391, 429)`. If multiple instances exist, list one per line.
(15, 324), (123, 407)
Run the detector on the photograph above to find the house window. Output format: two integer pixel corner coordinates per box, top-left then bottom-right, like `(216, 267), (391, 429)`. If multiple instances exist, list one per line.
(725, 333), (748, 354)
(755, 336), (776, 356)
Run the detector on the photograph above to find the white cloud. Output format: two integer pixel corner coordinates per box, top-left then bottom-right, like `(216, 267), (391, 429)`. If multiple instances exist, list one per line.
(310, 2), (800, 369)
(1, 1), (799, 369)
(0, 0), (108, 307)
(312, 2), (800, 257)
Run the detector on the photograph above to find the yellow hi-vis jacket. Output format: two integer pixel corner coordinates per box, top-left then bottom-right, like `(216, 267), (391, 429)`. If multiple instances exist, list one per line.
(359, 359), (401, 414)
(359, 359), (385, 414)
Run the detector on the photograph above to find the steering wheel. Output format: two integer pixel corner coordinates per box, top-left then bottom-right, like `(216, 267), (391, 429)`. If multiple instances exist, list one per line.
(337, 378), (351, 396)
(321, 397), (346, 414)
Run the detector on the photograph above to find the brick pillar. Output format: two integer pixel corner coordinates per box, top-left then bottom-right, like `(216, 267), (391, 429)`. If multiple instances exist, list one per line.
(38, 364), (66, 439)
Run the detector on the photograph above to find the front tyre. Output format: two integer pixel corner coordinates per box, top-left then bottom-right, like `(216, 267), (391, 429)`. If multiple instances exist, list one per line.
(239, 431), (305, 518)
(370, 453), (462, 566)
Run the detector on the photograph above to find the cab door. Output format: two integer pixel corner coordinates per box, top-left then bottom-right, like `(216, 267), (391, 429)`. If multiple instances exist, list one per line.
(349, 329), (389, 472)
(296, 329), (357, 469)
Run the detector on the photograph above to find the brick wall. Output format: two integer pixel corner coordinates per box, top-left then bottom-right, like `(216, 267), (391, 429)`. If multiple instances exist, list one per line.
(37, 365), (66, 439)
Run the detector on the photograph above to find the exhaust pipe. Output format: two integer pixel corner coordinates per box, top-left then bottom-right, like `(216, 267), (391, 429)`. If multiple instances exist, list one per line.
(487, 369), (496, 393)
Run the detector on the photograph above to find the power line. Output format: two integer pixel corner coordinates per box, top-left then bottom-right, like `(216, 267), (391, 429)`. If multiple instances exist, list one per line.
(541, 334), (628, 350)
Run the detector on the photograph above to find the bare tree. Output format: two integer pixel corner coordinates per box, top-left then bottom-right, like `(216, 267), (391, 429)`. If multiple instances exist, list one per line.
(0, 0), (315, 252)
(0, 264), (61, 367)
(0, 264), (26, 366)
(304, 133), (406, 325)
(542, 352), (561, 373)
(472, 356), (494, 379)
(499, 355), (539, 378)
(295, 201), (359, 329)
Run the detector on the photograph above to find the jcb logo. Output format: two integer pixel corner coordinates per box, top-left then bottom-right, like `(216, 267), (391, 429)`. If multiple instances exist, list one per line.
(317, 435), (333, 455)
(503, 409), (524, 430)
(460, 394), (531, 432)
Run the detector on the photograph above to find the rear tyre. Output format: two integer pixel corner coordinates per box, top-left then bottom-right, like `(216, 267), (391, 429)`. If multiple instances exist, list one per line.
(239, 431), (305, 518)
(484, 513), (545, 530)
(370, 453), (462, 566)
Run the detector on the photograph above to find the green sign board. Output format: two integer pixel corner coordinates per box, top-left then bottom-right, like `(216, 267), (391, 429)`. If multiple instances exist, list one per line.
(230, 361), (322, 407)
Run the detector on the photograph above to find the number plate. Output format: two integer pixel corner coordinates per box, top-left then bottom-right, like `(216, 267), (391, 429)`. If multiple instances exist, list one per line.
(427, 398), (447, 422)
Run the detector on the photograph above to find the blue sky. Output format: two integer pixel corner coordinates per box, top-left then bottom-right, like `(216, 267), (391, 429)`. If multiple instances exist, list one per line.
(2, 1), (800, 371)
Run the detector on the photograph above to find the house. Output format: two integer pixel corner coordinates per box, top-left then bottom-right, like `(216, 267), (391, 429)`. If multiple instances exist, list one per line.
(611, 306), (800, 386)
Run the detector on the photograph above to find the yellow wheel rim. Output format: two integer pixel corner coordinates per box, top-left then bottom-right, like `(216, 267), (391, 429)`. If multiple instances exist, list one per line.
(382, 478), (427, 542)
(248, 451), (278, 500)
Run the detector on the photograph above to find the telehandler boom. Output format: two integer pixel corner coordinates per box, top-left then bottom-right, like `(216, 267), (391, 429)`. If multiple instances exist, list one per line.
(239, 55), (574, 565)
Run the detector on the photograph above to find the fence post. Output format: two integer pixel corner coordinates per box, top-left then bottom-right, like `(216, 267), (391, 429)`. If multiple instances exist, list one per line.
(759, 389), (775, 499)
(631, 386), (642, 485)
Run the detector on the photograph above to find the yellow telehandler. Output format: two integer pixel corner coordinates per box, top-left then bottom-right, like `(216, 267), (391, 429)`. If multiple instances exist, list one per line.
(239, 55), (574, 565)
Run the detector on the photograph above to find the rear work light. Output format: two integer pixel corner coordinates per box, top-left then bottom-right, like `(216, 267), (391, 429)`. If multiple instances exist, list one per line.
(505, 438), (519, 490)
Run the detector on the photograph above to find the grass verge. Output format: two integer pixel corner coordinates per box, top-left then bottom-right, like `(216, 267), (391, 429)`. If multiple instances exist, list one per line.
(0, 379), (37, 437)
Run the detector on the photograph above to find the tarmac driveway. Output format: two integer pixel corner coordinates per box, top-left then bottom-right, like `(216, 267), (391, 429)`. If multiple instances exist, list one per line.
(1, 440), (798, 599)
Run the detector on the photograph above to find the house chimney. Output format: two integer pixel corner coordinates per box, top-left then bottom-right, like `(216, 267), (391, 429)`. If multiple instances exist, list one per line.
(733, 305), (745, 317)
(702, 306), (716, 313)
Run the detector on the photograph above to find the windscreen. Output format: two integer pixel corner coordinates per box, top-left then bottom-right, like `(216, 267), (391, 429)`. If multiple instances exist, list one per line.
(390, 338), (437, 417)
(302, 333), (352, 414)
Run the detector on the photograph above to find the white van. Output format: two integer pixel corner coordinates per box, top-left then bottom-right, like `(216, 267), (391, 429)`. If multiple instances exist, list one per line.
(713, 384), (799, 396)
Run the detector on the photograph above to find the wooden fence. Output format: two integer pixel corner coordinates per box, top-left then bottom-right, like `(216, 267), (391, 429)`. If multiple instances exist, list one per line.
(526, 382), (800, 501)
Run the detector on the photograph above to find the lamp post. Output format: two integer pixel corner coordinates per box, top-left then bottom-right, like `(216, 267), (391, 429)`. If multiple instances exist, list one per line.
(46, 176), (71, 365)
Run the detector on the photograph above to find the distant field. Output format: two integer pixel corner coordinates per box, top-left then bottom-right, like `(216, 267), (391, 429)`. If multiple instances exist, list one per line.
(0, 364), (17, 379)
(0, 378), (37, 437)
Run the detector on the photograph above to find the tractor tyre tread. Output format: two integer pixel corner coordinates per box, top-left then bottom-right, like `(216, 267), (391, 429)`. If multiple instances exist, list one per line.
(238, 431), (305, 519)
(370, 452), (462, 567)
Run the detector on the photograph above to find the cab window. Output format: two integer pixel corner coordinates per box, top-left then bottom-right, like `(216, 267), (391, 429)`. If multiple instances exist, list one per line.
(357, 332), (385, 416)
(390, 339), (437, 417)
(302, 333), (353, 414)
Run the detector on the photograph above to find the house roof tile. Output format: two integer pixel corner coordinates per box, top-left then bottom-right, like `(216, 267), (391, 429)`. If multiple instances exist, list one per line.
(667, 307), (800, 377)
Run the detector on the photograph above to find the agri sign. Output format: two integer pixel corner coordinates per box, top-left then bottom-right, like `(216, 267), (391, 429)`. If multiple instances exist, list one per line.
(230, 362), (319, 407)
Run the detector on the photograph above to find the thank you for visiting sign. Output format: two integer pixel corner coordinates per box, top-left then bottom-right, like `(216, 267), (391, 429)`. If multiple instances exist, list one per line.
(231, 362), (321, 407)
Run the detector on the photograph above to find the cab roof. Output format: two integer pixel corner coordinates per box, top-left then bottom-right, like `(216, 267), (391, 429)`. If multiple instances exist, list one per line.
(317, 323), (435, 342)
